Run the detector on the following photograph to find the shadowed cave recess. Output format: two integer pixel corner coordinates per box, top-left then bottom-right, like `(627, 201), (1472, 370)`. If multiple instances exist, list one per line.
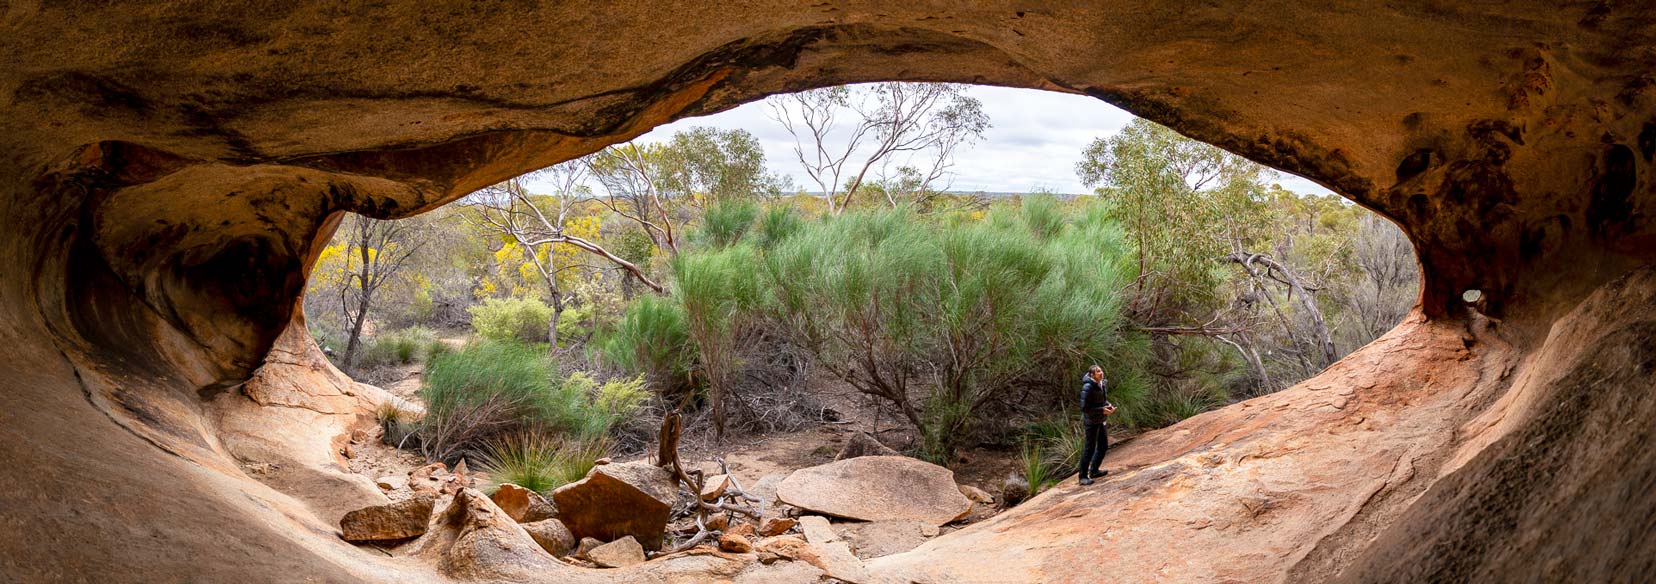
(1, 2), (1654, 583)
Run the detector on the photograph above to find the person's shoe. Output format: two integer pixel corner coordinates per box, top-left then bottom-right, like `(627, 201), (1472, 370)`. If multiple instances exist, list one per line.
(1090, 468), (1108, 478)
(1079, 477), (1095, 486)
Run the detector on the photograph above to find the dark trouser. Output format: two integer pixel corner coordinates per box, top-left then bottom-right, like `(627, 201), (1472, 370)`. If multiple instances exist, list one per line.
(1079, 422), (1108, 478)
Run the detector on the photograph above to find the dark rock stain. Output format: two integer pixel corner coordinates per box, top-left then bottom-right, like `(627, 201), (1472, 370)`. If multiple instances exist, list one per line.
(1638, 121), (1655, 162)
(1396, 149), (1436, 183)
(1520, 215), (1570, 263)
(14, 72), (153, 114)
(1587, 144), (1637, 239)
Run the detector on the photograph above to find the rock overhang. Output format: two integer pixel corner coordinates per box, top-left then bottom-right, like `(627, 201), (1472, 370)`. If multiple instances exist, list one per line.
(2, 3), (1654, 582)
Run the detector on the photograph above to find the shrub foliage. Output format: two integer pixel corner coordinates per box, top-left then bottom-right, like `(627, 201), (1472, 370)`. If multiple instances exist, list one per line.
(415, 340), (645, 464)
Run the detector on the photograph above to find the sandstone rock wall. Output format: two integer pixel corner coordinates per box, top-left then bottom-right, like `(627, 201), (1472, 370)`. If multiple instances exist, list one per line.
(1, 2), (1652, 582)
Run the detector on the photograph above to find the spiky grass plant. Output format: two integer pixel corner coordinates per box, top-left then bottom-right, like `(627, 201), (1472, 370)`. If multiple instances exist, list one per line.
(1020, 438), (1055, 498)
(479, 433), (615, 495)
(375, 400), (420, 448)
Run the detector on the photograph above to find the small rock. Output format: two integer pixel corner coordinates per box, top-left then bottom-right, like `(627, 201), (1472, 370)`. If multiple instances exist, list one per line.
(754, 535), (818, 564)
(920, 523), (940, 537)
(587, 536), (647, 568)
(727, 522), (756, 538)
(446, 459), (473, 494)
(575, 537), (604, 559)
(799, 516), (837, 545)
(701, 474), (731, 501)
(350, 428), (369, 443)
(522, 519), (576, 557)
(340, 495), (434, 542)
(592, 457), (613, 466)
(551, 461), (678, 550)
(958, 484), (994, 505)
(834, 431), (900, 460)
(1001, 474), (1030, 506)
(747, 474), (784, 510)
(409, 462), (448, 495)
(400, 489), (559, 574)
(491, 483), (557, 523)
(759, 516), (797, 537)
(375, 475), (407, 491)
(705, 513), (730, 531)
(778, 456), (972, 525)
(754, 535), (870, 583)
(816, 540), (873, 583)
(718, 532), (753, 553)
(245, 462), (278, 475)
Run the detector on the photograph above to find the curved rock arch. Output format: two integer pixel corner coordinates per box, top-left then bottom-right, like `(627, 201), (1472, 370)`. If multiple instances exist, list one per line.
(1, 3), (1652, 582)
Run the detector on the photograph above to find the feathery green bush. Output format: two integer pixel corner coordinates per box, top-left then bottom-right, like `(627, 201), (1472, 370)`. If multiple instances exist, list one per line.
(469, 297), (553, 343)
(604, 197), (1176, 456)
(758, 200), (1136, 457)
(599, 295), (694, 399)
(671, 242), (764, 438)
(416, 340), (645, 464)
(696, 200), (760, 249)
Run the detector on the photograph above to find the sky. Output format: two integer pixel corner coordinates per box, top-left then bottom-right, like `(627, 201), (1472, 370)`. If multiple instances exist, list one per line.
(534, 85), (1334, 197)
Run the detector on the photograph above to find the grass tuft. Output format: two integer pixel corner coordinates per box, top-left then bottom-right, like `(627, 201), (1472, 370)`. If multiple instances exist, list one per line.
(479, 433), (613, 495)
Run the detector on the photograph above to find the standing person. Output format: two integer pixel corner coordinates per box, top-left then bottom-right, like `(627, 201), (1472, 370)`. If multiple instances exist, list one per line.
(1078, 364), (1117, 485)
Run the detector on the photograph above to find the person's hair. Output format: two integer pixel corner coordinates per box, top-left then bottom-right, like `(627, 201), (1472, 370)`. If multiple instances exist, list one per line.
(1088, 364), (1102, 373)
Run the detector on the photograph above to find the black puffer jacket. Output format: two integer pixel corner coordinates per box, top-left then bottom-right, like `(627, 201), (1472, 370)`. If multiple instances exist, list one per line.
(1080, 374), (1111, 424)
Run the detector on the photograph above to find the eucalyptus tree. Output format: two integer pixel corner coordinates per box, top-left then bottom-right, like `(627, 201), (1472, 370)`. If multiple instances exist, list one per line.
(334, 214), (429, 369)
(465, 162), (661, 349)
(1078, 118), (1340, 391)
(767, 82), (989, 215)
(588, 127), (780, 256)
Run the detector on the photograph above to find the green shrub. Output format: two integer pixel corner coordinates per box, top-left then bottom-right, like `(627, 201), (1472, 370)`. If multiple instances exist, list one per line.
(556, 303), (595, 343)
(377, 401), (419, 449)
(426, 338), (453, 361)
(672, 243), (765, 438)
(756, 203), (1135, 459)
(696, 200), (760, 249)
(355, 342), (398, 370)
(600, 295), (694, 399)
(417, 340), (556, 462)
(416, 340), (645, 464)
(386, 326), (438, 361)
(756, 205), (805, 249)
(603, 199), (1147, 452)
(565, 372), (649, 439)
(470, 297), (553, 343)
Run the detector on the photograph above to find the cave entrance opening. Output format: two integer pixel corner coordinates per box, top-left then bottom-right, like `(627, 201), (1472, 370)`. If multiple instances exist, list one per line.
(302, 83), (1422, 484)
